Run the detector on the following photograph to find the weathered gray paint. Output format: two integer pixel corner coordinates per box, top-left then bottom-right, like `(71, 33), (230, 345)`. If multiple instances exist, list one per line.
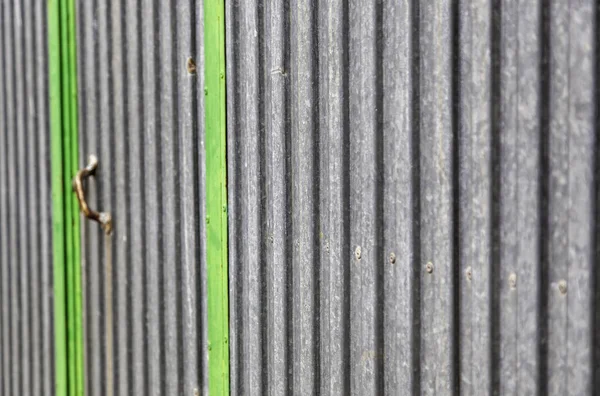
(2, 0), (599, 395)
(226, 1), (600, 395)
(0, 1), (55, 395)
(75, 1), (208, 395)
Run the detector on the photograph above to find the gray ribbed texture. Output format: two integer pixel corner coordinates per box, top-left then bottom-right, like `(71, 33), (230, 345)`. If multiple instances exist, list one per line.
(226, 1), (600, 395)
(0, 1), (55, 395)
(75, 1), (208, 395)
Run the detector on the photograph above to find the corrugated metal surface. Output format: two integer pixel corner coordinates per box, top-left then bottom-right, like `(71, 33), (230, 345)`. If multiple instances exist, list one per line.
(75, 1), (208, 395)
(226, 1), (600, 395)
(0, 0), (55, 395)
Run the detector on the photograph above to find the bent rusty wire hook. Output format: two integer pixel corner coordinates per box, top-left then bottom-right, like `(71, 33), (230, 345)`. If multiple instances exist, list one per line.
(73, 154), (112, 235)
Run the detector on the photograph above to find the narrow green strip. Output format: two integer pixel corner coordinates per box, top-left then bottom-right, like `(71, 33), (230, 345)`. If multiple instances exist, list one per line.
(204, 0), (230, 394)
(49, 0), (83, 393)
(66, 0), (84, 391)
(48, 0), (67, 393)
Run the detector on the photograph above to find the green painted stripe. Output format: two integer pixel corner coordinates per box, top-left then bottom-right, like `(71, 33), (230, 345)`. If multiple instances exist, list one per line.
(204, 0), (230, 394)
(48, 0), (67, 392)
(49, 0), (83, 393)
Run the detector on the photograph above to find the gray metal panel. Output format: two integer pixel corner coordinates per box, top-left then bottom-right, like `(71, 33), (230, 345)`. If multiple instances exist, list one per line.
(226, 1), (600, 395)
(75, 0), (207, 395)
(458, 0), (492, 394)
(0, 1), (55, 395)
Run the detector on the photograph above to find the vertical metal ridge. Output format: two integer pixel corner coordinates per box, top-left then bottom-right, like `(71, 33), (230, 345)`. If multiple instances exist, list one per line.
(149, 2), (166, 390)
(103, 0), (118, 391)
(37, 0), (54, 390)
(159, 0), (183, 392)
(125, 0), (147, 393)
(154, 1), (167, 392)
(25, 0), (42, 392)
(545, 0), (568, 391)
(119, 0), (134, 391)
(419, 0), (454, 393)
(563, 0), (595, 393)
(74, 2), (87, 393)
(291, 0), (319, 391)
(14, 1), (27, 391)
(348, 0), (384, 393)
(456, 0), (493, 392)
(318, 1), (331, 392)
(170, 1), (184, 394)
(5, 2), (19, 393)
(177, 0), (202, 393)
(264, 0), (289, 393)
(498, 0), (519, 392)
(236, 0), (261, 392)
(77, 0), (97, 392)
(381, 0), (414, 392)
(92, 0), (105, 392)
(515, 0), (542, 393)
(23, 0), (38, 392)
(110, 0), (129, 392)
(97, 0), (111, 392)
(139, 0), (161, 391)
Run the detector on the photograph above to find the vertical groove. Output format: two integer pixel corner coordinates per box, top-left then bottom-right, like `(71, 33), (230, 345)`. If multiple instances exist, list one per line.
(283, 0), (294, 392)
(190, 0), (203, 387)
(170, 0), (184, 393)
(106, 0), (117, 391)
(537, 0), (551, 392)
(120, 0), (134, 392)
(490, 0), (503, 393)
(229, 0), (244, 392)
(15, 0), (27, 392)
(311, 0), (322, 393)
(340, 0), (351, 393)
(91, 0), (106, 392)
(152, 0), (166, 392)
(374, 0), (385, 393)
(9, 0), (20, 391)
(135, 0), (149, 391)
(41, 0), (54, 389)
(31, 52), (41, 391)
(22, 1), (36, 391)
(7, 1), (19, 392)
(76, 0), (89, 391)
(451, 1), (461, 395)
(257, 2), (268, 393)
(0, 2), (7, 393)
(410, 0), (421, 394)
(593, 0), (600, 390)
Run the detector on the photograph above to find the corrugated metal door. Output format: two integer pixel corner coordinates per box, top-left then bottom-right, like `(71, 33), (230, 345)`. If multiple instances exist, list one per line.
(226, 0), (599, 395)
(0, 1), (56, 395)
(75, 1), (211, 395)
